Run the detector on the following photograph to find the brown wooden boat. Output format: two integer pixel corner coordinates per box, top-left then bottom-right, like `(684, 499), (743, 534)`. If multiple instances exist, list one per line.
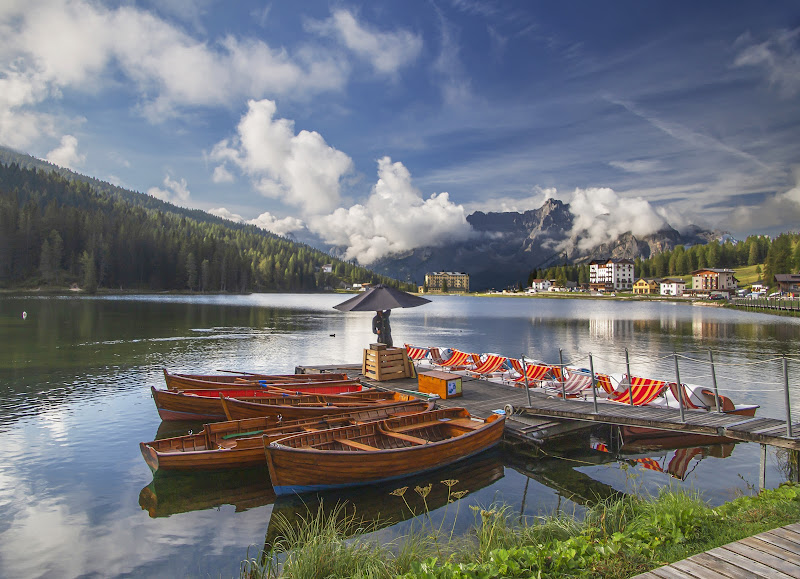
(162, 369), (353, 391)
(217, 390), (421, 421)
(151, 386), (417, 421)
(265, 407), (505, 495)
(139, 400), (435, 472)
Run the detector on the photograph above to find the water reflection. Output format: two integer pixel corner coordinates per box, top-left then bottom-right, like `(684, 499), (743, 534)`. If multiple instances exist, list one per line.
(263, 448), (505, 550)
(140, 467), (275, 518)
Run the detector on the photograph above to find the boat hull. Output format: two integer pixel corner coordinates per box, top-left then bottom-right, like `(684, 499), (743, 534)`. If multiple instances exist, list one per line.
(163, 370), (350, 390)
(265, 408), (505, 495)
(139, 400), (435, 472)
(219, 392), (418, 421)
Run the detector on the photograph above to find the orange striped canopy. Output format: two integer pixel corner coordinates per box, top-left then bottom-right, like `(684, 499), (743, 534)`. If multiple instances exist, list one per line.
(404, 344), (430, 361)
(435, 349), (476, 369)
(467, 354), (508, 377)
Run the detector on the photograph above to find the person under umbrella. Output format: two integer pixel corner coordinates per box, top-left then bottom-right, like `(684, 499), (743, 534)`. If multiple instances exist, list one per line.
(333, 284), (430, 347)
(371, 310), (392, 347)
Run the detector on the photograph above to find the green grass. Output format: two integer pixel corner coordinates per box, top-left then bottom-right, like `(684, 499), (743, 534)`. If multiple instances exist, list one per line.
(242, 483), (800, 579)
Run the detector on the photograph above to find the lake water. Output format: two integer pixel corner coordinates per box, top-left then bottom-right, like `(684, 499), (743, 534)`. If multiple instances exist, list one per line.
(1, 293), (799, 578)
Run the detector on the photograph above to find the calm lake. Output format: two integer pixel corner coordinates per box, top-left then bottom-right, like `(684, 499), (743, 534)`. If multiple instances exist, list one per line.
(1, 293), (799, 578)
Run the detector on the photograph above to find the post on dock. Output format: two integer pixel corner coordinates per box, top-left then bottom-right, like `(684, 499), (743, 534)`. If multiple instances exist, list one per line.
(521, 355), (532, 408)
(784, 356), (793, 438)
(708, 349), (722, 413)
(673, 353), (685, 422)
(589, 353), (598, 413)
(559, 348), (566, 399)
(759, 444), (767, 491)
(625, 348), (633, 406)
(790, 450), (800, 484)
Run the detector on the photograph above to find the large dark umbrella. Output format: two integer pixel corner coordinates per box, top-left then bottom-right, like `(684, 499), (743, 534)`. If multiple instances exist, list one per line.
(333, 284), (431, 312)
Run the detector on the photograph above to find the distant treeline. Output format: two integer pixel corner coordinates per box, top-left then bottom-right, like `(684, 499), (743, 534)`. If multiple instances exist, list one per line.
(0, 163), (411, 293)
(528, 234), (800, 288)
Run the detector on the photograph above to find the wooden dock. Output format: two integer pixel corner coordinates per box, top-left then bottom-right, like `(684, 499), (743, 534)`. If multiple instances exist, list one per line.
(296, 363), (800, 450)
(295, 363), (594, 444)
(635, 523), (800, 578)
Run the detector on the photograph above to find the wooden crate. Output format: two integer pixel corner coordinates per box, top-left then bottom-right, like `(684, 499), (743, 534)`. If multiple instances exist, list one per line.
(418, 370), (462, 399)
(362, 346), (414, 381)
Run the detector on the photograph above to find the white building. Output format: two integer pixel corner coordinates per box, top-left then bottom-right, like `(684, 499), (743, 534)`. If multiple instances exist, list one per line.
(589, 259), (634, 292)
(529, 278), (552, 292)
(692, 269), (738, 293)
(660, 278), (686, 296)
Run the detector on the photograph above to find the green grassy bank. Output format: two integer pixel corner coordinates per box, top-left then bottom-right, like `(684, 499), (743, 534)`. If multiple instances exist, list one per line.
(241, 483), (800, 578)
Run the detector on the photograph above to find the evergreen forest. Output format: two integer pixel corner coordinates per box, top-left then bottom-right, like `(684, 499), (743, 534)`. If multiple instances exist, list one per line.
(0, 162), (412, 293)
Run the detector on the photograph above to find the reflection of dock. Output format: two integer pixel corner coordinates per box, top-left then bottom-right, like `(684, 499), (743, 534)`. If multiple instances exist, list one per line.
(297, 363), (800, 451)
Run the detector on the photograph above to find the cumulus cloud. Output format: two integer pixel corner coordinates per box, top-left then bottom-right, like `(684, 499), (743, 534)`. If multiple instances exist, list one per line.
(558, 187), (668, 252)
(728, 168), (800, 231)
(735, 28), (800, 98)
(465, 186), (559, 214)
(249, 211), (306, 237)
(212, 165), (234, 183)
(147, 174), (191, 206)
(308, 157), (473, 264)
(45, 134), (85, 169)
(0, 0), (348, 146)
(307, 8), (422, 75)
(210, 99), (354, 215)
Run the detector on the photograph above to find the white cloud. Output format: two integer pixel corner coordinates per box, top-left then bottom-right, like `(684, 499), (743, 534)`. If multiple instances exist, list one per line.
(728, 167), (800, 231)
(210, 99), (354, 214)
(465, 186), (559, 214)
(558, 186), (668, 252)
(212, 165), (235, 183)
(249, 211), (306, 237)
(308, 156), (473, 264)
(208, 207), (245, 222)
(735, 28), (800, 98)
(609, 159), (662, 174)
(307, 8), (422, 76)
(0, 0), (349, 146)
(431, 4), (472, 106)
(147, 174), (191, 206)
(45, 134), (84, 169)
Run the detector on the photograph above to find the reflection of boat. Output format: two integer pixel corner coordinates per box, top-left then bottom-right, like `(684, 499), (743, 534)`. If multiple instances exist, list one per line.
(151, 386), (415, 421)
(138, 467), (275, 518)
(265, 408), (505, 495)
(140, 400), (435, 472)
(263, 448), (505, 548)
(163, 369), (354, 390)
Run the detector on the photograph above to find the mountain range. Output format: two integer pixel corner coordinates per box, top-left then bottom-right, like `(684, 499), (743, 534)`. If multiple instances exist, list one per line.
(363, 199), (720, 291)
(0, 145), (719, 291)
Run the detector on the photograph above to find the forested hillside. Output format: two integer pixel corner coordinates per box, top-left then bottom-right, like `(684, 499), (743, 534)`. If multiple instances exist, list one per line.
(0, 163), (410, 293)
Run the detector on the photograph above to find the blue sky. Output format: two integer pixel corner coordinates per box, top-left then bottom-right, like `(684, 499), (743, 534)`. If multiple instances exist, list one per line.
(1, 1), (798, 262)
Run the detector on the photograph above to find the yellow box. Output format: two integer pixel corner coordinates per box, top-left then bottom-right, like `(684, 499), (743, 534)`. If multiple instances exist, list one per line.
(418, 370), (462, 399)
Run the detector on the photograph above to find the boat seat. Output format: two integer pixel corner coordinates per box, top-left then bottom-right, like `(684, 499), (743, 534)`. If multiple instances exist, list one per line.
(334, 437), (379, 451)
(441, 418), (480, 429)
(382, 430), (427, 445)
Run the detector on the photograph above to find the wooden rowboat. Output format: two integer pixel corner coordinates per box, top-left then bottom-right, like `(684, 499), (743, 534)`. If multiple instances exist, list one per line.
(217, 391), (421, 421)
(265, 407), (505, 495)
(139, 400), (435, 472)
(151, 386), (416, 422)
(163, 369), (353, 391)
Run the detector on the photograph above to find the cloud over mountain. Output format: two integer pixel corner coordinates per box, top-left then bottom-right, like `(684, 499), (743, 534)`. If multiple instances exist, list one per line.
(309, 157), (473, 264)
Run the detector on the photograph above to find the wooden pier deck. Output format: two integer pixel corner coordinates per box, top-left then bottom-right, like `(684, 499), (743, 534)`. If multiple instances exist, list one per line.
(296, 362), (800, 450)
(295, 363), (594, 444)
(634, 523), (800, 578)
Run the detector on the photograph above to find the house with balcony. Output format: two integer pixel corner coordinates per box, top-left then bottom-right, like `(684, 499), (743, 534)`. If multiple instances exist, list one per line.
(660, 278), (686, 296)
(633, 278), (661, 294)
(589, 258), (634, 292)
(691, 268), (738, 296)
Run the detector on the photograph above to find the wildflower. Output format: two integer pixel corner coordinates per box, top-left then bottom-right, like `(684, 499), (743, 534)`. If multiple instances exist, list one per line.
(390, 486), (408, 497)
(415, 484), (432, 499)
(441, 479), (459, 488)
